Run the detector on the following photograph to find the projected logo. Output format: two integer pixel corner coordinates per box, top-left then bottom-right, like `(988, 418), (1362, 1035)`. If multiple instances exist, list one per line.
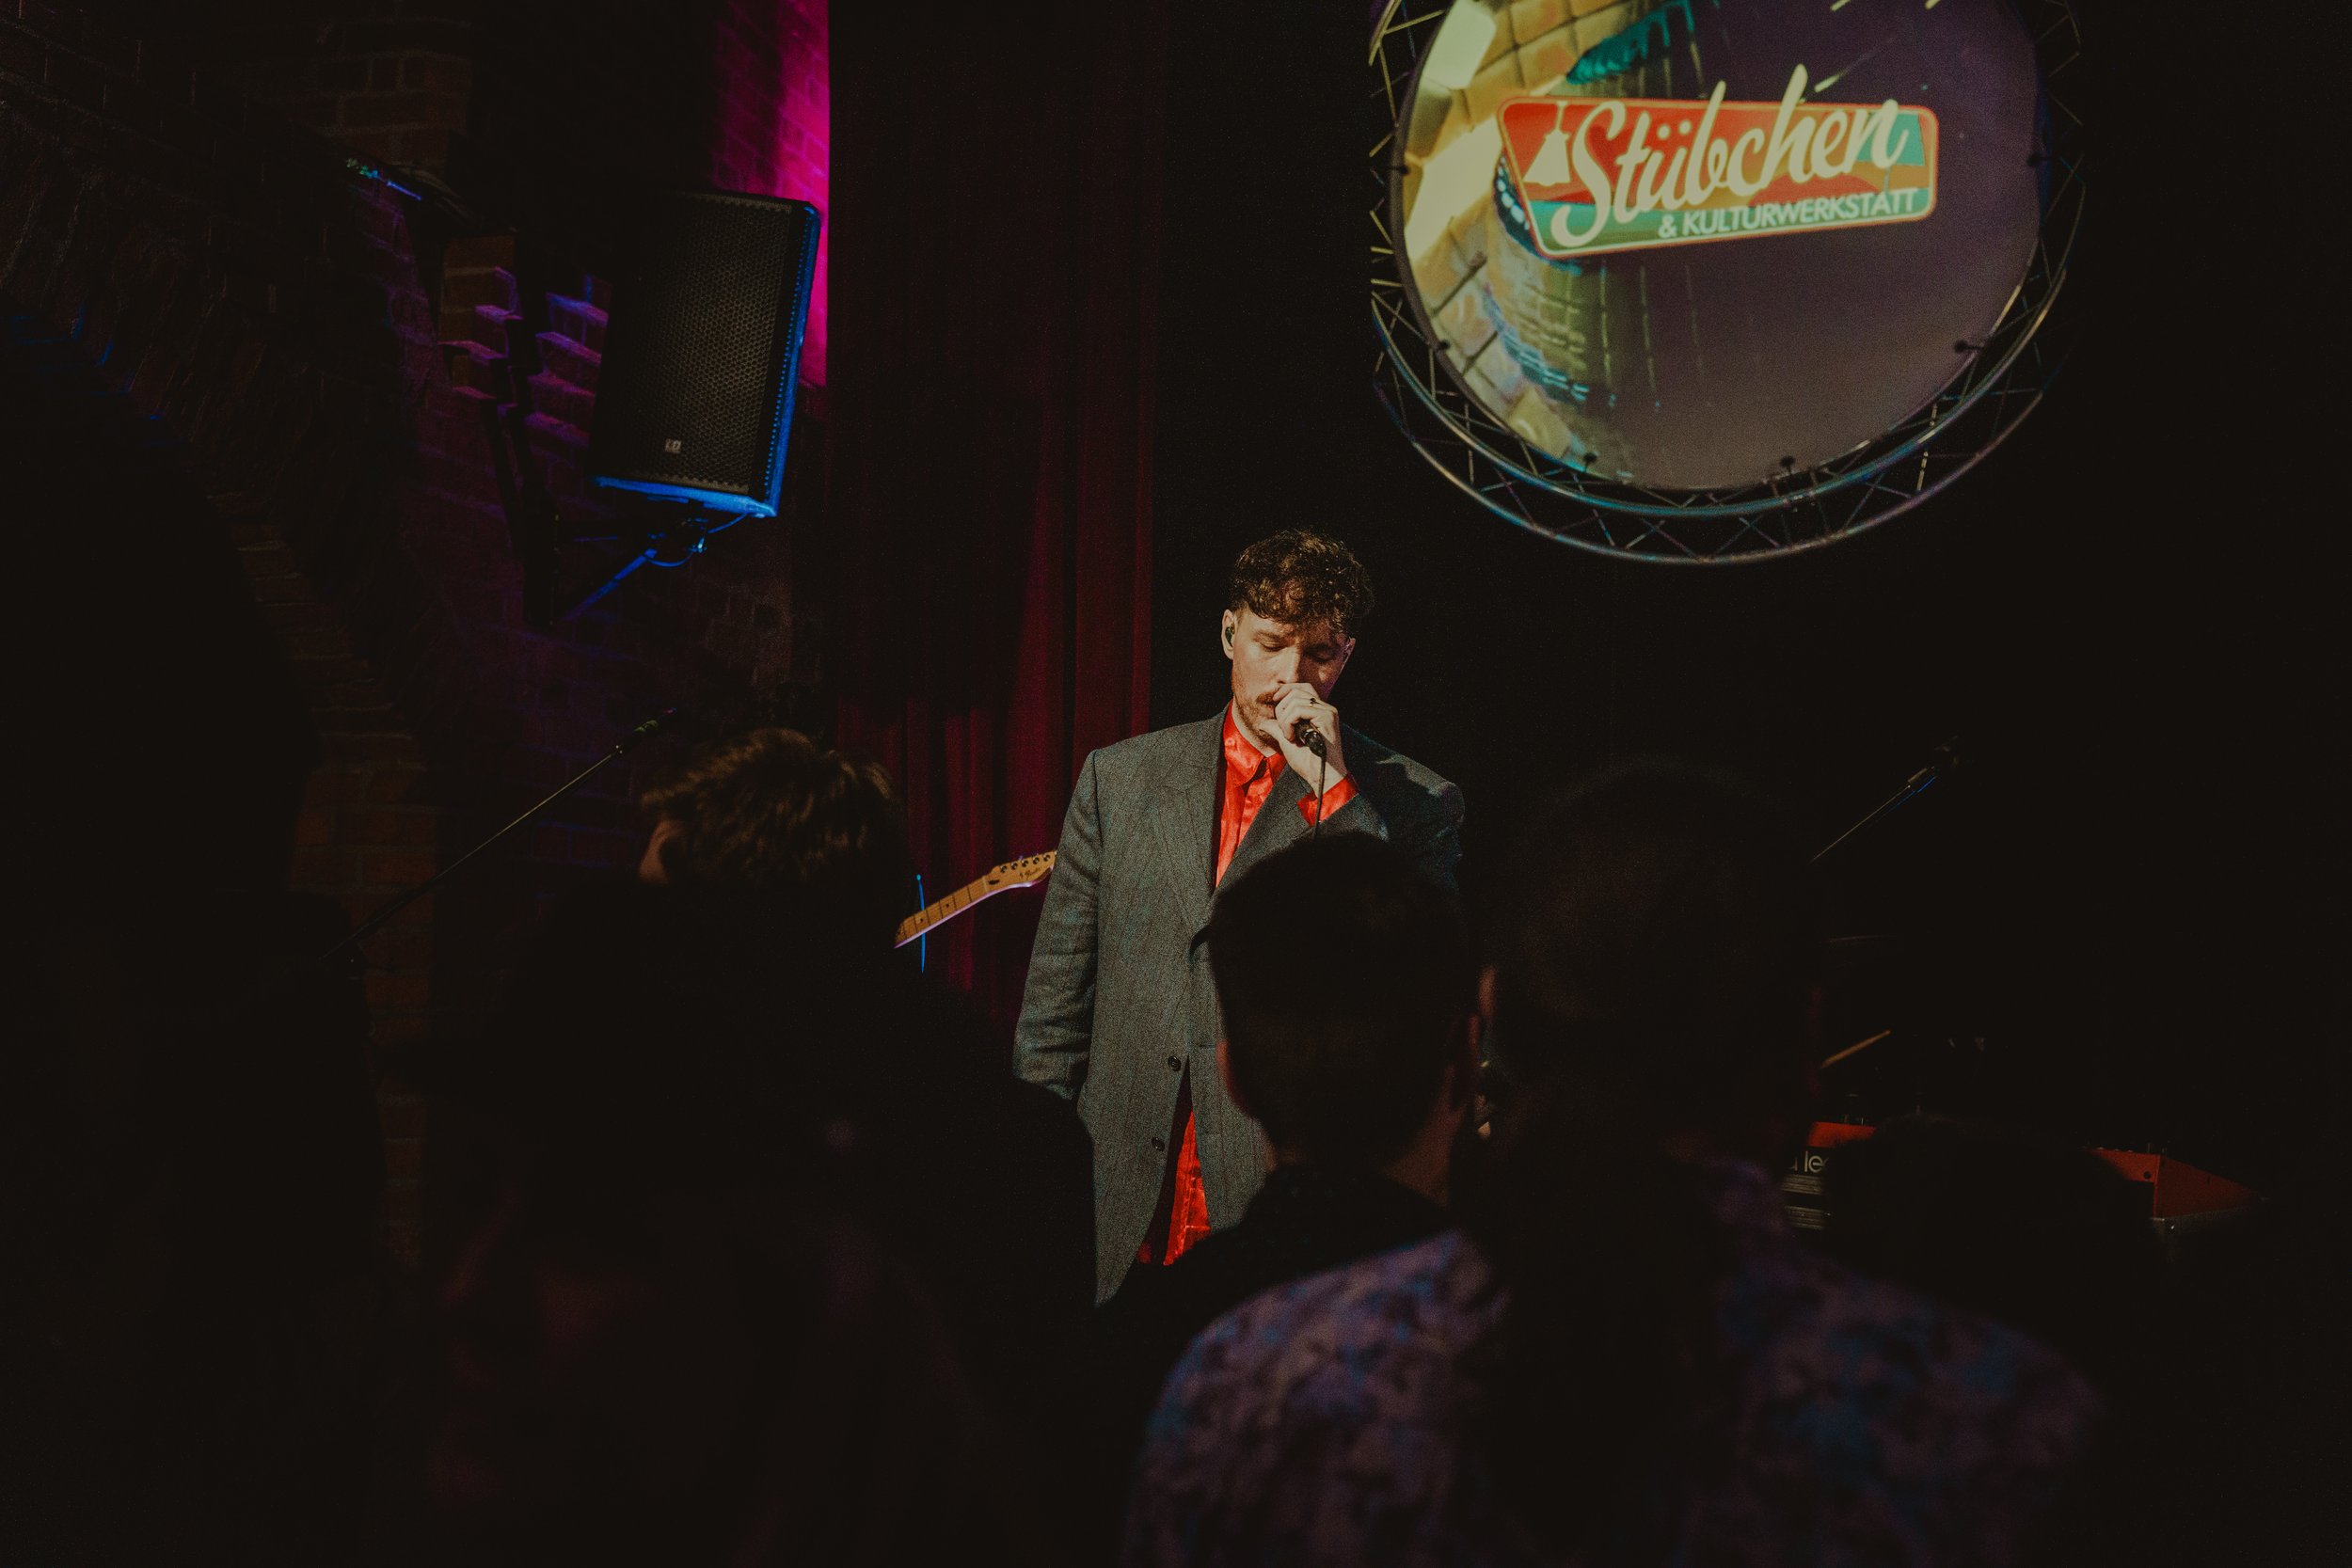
(1391, 0), (2048, 496)
(1497, 69), (1937, 260)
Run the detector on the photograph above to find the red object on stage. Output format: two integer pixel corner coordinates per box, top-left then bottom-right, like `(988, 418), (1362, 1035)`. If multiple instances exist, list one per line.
(1801, 1122), (2260, 1218)
(2082, 1148), (2260, 1218)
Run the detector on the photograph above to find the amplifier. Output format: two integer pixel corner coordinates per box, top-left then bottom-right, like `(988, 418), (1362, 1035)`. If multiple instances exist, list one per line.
(1782, 1121), (2259, 1234)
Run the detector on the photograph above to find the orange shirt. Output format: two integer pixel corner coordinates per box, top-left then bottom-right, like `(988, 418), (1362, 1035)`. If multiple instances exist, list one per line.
(1152, 707), (1359, 1265)
(1213, 703), (1361, 879)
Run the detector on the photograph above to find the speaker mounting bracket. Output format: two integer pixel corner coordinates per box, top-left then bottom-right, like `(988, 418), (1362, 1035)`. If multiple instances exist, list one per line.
(472, 279), (709, 628)
(483, 393), (740, 628)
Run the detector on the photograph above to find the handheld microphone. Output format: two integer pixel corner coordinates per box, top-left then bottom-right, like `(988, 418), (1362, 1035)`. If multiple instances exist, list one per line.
(1290, 717), (1327, 757)
(614, 705), (684, 753)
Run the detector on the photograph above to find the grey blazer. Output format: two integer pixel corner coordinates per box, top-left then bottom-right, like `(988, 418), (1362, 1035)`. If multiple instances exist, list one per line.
(1013, 710), (1463, 1302)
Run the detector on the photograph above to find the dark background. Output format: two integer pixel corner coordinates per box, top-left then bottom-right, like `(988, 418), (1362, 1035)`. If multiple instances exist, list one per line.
(8, 6), (2335, 1558)
(1151, 4), (2340, 1191)
(4, 0), (2336, 1228)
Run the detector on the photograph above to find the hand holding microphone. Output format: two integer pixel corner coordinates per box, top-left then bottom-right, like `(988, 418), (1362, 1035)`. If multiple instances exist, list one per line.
(1270, 683), (1345, 784)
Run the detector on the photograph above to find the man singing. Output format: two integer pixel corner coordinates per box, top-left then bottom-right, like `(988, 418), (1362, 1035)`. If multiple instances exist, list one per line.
(1016, 531), (1463, 1303)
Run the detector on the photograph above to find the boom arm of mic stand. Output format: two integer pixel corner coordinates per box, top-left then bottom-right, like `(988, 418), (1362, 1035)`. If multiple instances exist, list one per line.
(321, 706), (680, 961)
(1812, 736), (1961, 865)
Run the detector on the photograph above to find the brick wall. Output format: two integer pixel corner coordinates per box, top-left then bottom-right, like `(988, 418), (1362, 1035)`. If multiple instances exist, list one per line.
(219, 4), (476, 173)
(2, 0), (830, 1267)
(48, 0), (481, 173)
(57, 0), (834, 379)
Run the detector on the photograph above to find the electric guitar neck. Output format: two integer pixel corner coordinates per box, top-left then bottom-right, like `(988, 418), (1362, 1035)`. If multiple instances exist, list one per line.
(893, 851), (1057, 949)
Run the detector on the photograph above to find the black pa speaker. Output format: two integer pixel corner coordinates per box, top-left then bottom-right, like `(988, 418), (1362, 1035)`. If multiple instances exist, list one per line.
(590, 190), (821, 517)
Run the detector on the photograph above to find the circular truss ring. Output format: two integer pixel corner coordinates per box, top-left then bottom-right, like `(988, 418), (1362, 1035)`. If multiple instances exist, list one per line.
(1368, 0), (2087, 563)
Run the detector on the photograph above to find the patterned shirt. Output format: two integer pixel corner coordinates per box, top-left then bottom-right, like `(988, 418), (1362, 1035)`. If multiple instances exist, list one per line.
(1123, 1159), (2102, 1568)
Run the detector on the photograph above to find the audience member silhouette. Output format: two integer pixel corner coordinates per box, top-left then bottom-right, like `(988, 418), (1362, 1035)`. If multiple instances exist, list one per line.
(1122, 763), (2105, 1568)
(3, 894), (389, 1566)
(623, 728), (1094, 1444)
(1088, 834), (1477, 1544)
(2153, 1190), (2347, 1566)
(1821, 1116), (2168, 1401)
(636, 726), (914, 952)
(1821, 1115), (2351, 1566)
(419, 884), (1066, 1566)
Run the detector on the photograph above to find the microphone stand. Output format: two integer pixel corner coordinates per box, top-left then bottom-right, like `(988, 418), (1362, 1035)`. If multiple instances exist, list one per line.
(321, 706), (682, 961)
(1813, 736), (1962, 865)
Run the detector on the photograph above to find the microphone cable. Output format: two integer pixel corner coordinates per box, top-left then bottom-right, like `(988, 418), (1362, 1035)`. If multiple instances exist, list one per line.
(1290, 715), (1329, 838)
(1311, 737), (1327, 838)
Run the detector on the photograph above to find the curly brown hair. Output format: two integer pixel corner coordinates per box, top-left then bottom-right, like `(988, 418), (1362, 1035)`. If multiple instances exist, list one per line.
(640, 728), (914, 947)
(1227, 530), (1375, 640)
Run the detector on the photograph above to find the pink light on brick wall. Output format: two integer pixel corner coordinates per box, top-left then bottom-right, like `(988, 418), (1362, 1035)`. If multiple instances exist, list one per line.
(711, 0), (829, 385)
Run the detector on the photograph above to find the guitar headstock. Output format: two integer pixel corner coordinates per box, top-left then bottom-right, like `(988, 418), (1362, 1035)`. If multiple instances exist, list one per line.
(982, 851), (1057, 890)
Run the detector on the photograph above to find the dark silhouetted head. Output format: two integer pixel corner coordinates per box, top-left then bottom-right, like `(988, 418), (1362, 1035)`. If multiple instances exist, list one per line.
(1486, 760), (1823, 1158)
(1207, 833), (1474, 1172)
(637, 727), (913, 949)
(1467, 761), (1824, 1552)
(422, 883), (1043, 1564)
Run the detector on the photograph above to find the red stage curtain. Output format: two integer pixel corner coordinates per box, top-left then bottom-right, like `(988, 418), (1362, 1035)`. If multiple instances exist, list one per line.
(829, 4), (1164, 1024)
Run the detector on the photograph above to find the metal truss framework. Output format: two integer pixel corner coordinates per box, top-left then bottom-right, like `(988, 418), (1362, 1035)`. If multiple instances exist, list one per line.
(1368, 0), (2088, 564)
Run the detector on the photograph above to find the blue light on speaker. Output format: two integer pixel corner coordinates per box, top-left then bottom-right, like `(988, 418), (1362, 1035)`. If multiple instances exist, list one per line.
(586, 191), (821, 530)
(590, 475), (777, 515)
